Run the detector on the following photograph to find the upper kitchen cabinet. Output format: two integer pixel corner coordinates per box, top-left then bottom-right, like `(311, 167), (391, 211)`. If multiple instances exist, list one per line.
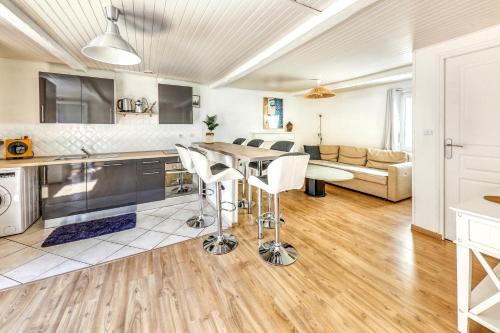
(158, 84), (193, 124)
(81, 77), (114, 124)
(39, 72), (114, 124)
(39, 73), (81, 123)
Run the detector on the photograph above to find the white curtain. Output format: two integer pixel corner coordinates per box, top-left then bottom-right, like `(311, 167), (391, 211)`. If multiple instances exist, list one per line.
(383, 88), (402, 150)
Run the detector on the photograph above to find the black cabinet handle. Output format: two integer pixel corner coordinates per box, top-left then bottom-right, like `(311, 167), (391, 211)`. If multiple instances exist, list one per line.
(142, 160), (160, 164)
(142, 171), (160, 175)
(103, 163), (124, 167)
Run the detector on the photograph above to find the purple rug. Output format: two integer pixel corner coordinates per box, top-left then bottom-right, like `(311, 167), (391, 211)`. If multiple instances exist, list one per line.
(42, 213), (136, 247)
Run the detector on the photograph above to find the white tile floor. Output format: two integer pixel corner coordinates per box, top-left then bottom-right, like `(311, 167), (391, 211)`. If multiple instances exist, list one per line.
(0, 200), (228, 291)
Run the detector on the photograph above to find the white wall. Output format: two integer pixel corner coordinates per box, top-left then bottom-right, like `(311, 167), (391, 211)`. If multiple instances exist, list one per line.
(301, 81), (412, 148)
(413, 24), (500, 234)
(204, 87), (313, 148)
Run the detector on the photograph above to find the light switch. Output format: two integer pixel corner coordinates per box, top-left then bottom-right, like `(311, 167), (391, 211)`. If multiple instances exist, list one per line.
(423, 129), (433, 136)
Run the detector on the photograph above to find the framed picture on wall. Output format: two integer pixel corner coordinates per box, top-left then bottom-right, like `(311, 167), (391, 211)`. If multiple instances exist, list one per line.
(263, 97), (283, 129)
(192, 95), (200, 108)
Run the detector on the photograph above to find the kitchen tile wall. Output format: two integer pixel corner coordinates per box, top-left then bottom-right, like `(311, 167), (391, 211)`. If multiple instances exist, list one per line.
(0, 118), (202, 157)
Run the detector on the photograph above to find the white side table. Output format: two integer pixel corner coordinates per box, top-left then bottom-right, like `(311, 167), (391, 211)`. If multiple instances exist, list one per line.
(451, 194), (500, 333)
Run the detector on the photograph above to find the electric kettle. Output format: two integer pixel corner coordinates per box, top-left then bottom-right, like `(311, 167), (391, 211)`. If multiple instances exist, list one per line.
(117, 98), (133, 112)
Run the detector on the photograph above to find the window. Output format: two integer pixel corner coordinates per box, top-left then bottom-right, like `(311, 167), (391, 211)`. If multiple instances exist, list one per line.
(399, 91), (412, 152)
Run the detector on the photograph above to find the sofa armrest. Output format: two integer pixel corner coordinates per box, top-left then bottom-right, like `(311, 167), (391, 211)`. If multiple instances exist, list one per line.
(387, 162), (412, 202)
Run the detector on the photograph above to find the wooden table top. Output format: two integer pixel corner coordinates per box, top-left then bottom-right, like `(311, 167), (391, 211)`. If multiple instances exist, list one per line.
(195, 142), (285, 162)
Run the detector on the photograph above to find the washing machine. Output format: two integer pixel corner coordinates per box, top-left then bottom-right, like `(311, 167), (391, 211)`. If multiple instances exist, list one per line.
(0, 167), (39, 237)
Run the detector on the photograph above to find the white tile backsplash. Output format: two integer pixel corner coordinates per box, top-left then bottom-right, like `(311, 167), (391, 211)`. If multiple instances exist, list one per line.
(0, 122), (202, 158)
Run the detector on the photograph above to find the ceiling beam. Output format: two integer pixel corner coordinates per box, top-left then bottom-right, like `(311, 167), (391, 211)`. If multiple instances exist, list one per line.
(0, 0), (87, 71)
(210, 0), (379, 89)
(292, 65), (413, 96)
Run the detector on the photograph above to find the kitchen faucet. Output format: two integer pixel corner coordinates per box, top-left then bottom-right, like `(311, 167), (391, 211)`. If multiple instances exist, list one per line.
(81, 147), (91, 157)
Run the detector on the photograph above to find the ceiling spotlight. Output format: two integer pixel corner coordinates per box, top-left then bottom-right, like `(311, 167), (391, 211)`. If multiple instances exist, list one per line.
(81, 5), (140, 65)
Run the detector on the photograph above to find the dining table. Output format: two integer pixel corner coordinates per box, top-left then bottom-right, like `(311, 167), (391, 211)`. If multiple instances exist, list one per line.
(193, 142), (287, 225)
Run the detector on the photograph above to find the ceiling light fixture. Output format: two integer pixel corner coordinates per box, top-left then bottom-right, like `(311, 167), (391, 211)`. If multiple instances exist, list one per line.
(81, 5), (140, 65)
(305, 80), (335, 99)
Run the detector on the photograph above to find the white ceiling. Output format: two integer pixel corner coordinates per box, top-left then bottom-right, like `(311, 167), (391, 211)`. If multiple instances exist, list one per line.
(230, 0), (500, 92)
(1, 0), (500, 91)
(1, 0), (334, 83)
(0, 18), (58, 62)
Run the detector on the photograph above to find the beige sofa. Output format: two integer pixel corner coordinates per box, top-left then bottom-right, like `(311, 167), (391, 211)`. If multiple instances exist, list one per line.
(310, 145), (412, 202)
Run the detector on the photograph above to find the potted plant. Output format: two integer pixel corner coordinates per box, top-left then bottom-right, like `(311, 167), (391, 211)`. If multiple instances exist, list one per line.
(203, 115), (219, 143)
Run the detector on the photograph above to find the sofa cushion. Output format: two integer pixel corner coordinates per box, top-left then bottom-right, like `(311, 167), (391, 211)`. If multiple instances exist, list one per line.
(309, 160), (388, 185)
(366, 148), (408, 170)
(319, 145), (339, 161)
(304, 145), (321, 160)
(338, 146), (368, 166)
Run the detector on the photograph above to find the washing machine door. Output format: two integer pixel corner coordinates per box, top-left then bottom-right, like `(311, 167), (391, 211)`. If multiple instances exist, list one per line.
(0, 186), (12, 216)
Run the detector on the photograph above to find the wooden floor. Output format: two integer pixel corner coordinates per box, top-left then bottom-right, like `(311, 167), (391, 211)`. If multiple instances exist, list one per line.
(0, 185), (493, 332)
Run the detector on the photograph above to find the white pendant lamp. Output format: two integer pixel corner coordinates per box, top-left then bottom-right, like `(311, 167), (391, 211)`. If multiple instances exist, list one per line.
(81, 5), (141, 65)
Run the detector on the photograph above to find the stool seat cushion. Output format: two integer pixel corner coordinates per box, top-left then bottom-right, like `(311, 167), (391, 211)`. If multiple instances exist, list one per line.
(211, 163), (229, 175)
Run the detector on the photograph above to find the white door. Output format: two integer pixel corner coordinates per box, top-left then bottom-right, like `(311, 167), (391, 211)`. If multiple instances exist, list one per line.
(444, 46), (500, 240)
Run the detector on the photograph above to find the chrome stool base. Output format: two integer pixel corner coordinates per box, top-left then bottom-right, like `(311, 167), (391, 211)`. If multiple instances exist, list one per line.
(203, 234), (239, 255)
(259, 240), (298, 266)
(174, 186), (192, 194)
(258, 212), (284, 229)
(186, 214), (215, 228)
(238, 199), (255, 209)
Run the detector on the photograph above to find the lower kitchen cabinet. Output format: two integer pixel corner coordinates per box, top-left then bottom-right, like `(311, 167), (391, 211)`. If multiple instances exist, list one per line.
(137, 158), (166, 204)
(41, 157), (167, 221)
(86, 160), (137, 211)
(41, 163), (87, 220)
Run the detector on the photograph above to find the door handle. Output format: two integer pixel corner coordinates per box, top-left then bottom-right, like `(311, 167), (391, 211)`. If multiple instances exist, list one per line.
(445, 138), (464, 159)
(143, 171), (160, 175)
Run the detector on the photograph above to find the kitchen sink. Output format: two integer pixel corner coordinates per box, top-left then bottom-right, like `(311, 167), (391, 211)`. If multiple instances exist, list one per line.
(53, 153), (120, 161)
(92, 154), (119, 159)
(54, 155), (88, 161)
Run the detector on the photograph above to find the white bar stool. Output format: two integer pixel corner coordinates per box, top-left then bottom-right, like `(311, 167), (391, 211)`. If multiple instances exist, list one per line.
(189, 147), (244, 255)
(249, 141), (295, 227)
(175, 144), (214, 228)
(248, 152), (309, 266)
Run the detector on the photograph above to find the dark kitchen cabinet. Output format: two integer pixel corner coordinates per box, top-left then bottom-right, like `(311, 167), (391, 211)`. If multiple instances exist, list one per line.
(137, 158), (166, 204)
(39, 72), (114, 124)
(39, 72), (82, 123)
(39, 77), (57, 123)
(40, 163), (87, 220)
(82, 76), (115, 124)
(158, 84), (193, 124)
(86, 160), (137, 211)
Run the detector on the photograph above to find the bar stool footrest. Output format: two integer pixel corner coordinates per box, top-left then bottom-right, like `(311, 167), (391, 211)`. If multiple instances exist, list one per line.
(202, 188), (214, 196)
(257, 212), (285, 228)
(221, 201), (237, 212)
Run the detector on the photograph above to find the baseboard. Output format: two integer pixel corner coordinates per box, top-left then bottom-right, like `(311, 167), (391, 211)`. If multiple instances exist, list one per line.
(411, 224), (442, 240)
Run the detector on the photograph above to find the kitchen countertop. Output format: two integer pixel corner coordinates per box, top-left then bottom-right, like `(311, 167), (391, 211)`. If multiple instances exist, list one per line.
(0, 150), (178, 169)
